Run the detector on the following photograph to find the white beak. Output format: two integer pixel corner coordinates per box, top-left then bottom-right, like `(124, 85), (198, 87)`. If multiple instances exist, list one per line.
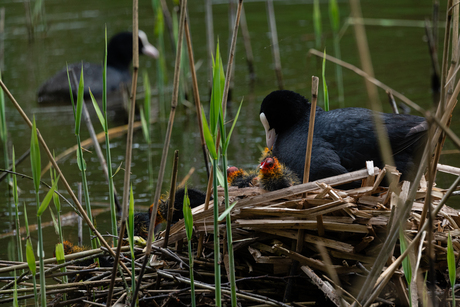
(139, 30), (160, 59)
(260, 112), (277, 149)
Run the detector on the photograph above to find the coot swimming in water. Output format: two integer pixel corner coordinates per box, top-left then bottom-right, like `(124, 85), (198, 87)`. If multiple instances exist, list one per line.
(259, 90), (427, 182)
(37, 30), (159, 104)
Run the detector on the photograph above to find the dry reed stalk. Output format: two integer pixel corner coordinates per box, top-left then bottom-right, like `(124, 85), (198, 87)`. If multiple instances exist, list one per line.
(205, 0), (215, 83)
(439, 0), (453, 109)
(349, 0), (396, 177)
(304, 76), (319, 188)
(364, 174), (460, 307)
(266, 0), (283, 89)
(184, 16), (210, 178)
(308, 49), (425, 114)
(156, 269), (291, 306)
(41, 121), (143, 175)
(0, 79), (131, 275)
(107, 1), (140, 304)
(221, 0), (243, 112)
(386, 90), (398, 114)
(240, 4), (255, 80)
(348, 0), (379, 106)
(424, 19), (441, 105)
(196, 0), (243, 259)
(160, 0), (175, 53)
(317, 244), (348, 307)
(133, 0), (187, 304)
(71, 72), (121, 212)
(301, 265), (343, 307)
(0, 149), (29, 183)
(163, 150), (179, 247)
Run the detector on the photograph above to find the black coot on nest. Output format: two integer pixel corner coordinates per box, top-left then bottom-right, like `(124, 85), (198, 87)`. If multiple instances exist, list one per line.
(259, 90), (427, 182)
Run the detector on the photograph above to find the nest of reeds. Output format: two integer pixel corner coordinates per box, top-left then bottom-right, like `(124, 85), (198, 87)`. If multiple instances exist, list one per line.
(2, 163), (457, 306)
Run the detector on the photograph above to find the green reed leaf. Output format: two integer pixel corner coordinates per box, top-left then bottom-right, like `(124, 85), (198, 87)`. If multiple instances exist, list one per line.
(218, 201), (237, 222)
(399, 230), (411, 285)
(140, 108), (150, 144)
(128, 185), (135, 258)
(55, 243), (65, 265)
(37, 174), (60, 217)
(201, 109), (218, 160)
(75, 65), (84, 135)
(322, 49), (329, 111)
(26, 238), (36, 276)
(328, 0), (340, 33)
(223, 99), (244, 152)
(30, 116), (41, 193)
(313, 0), (322, 49)
(183, 185), (193, 242)
(447, 232), (456, 293)
(76, 146), (86, 172)
(89, 89), (106, 131)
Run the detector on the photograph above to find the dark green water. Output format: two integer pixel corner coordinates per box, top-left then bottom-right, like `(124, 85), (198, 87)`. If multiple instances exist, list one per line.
(0, 0), (458, 263)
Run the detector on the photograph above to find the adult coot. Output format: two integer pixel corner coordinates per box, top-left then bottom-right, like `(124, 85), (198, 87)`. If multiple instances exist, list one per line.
(259, 90), (427, 182)
(37, 30), (159, 104)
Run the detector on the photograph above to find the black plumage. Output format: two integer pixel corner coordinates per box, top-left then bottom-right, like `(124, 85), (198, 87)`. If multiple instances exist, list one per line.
(37, 31), (158, 104)
(259, 90), (427, 182)
(129, 188), (206, 239)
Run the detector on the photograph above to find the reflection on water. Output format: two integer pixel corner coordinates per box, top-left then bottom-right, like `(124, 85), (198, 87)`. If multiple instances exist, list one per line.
(0, 0), (458, 261)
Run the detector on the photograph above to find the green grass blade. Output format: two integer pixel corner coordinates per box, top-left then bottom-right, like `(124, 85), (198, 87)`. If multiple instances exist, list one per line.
(218, 201), (237, 222)
(76, 145), (87, 172)
(140, 108), (150, 144)
(89, 89), (106, 131)
(55, 243), (65, 265)
(201, 109), (218, 160)
(322, 49), (329, 111)
(328, 0), (340, 32)
(143, 70), (151, 127)
(448, 232), (456, 306)
(313, 0), (322, 49)
(26, 238), (36, 276)
(399, 230), (412, 286)
(74, 65), (85, 135)
(128, 185), (135, 258)
(30, 116), (41, 193)
(183, 185), (193, 242)
(51, 163), (61, 213)
(49, 208), (59, 234)
(103, 27), (108, 114)
(37, 175), (60, 217)
(223, 99), (244, 152)
(66, 65), (76, 117)
(13, 271), (18, 307)
(0, 70), (6, 143)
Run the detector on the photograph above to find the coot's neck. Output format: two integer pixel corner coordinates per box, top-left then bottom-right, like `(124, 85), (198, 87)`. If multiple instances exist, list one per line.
(106, 32), (134, 71)
(107, 49), (132, 71)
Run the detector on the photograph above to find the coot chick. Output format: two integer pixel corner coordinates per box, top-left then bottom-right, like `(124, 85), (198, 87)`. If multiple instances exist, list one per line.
(227, 166), (258, 188)
(37, 30), (159, 104)
(259, 155), (300, 191)
(259, 90), (427, 182)
(130, 188), (206, 239)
